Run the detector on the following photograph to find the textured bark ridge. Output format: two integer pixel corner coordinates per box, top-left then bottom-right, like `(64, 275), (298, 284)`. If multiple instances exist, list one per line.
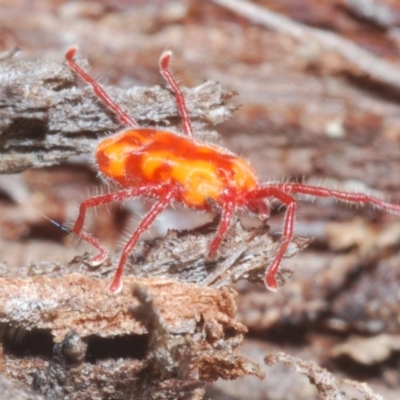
(0, 54), (235, 174)
(0, 278), (264, 399)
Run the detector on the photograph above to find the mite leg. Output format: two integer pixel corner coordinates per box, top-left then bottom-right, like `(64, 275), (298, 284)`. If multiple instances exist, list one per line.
(247, 187), (296, 291)
(274, 183), (400, 215)
(109, 184), (178, 293)
(65, 46), (138, 128)
(208, 199), (236, 258)
(159, 51), (193, 137)
(252, 180), (400, 291)
(265, 190), (296, 291)
(72, 186), (161, 266)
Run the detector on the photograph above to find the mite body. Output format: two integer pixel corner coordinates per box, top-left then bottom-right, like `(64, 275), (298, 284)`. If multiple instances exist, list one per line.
(96, 129), (257, 208)
(65, 47), (400, 294)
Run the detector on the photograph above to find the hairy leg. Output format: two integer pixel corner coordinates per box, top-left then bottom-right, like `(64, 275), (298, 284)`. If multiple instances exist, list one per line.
(109, 184), (178, 293)
(159, 51), (193, 137)
(275, 183), (400, 215)
(65, 46), (138, 128)
(250, 180), (400, 290)
(72, 185), (168, 266)
(247, 186), (296, 291)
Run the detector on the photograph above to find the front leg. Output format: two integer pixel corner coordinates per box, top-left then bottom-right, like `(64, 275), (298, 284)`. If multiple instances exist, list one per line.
(72, 186), (163, 266)
(109, 183), (178, 293)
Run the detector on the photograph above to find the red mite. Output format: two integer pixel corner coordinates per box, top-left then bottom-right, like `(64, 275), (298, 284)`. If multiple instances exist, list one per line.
(65, 46), (400, 294)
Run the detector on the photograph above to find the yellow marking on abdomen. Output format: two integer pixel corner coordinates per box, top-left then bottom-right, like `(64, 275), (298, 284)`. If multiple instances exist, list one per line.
(141, 151), (224, 206)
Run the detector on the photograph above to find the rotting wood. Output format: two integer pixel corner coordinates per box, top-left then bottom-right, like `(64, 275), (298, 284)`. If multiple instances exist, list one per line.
(0, 277), (264, 399)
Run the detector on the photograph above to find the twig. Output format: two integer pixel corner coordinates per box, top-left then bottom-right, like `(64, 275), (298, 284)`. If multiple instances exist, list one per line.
(343, 379), (384, 400)
(265, 352), (384, 400)
(343, 0), (398, 28)
(212, 0), (400, 90)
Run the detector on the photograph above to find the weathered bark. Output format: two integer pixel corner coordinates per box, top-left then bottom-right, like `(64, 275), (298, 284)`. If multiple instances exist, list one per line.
(0, 276), (264, 399)
(0, 54), (234, 174)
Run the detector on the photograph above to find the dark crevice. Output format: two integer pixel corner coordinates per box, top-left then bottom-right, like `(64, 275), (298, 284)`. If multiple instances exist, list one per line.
(63, 130), (104, 140)
(0, 190), (14, 203)
(223, 326), (237, 341)
(333, 353), (400, 380)
(244, 321), (308, 344)
(1, 145), (76, 153)
(1, 117), (49, 141)
(1, 326), (54, 359)
(43, 79), (75, 92)
(341, 72), (400, 103)
(1, 324), (150, 362)
(85, 334), (149, 363)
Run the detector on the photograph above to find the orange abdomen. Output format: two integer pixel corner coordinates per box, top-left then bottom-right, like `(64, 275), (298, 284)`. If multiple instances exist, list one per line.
(96, 129), (258, 207)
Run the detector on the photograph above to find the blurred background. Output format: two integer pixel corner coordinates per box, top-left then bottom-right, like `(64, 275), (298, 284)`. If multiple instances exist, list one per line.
(1, 0), (400, 398)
